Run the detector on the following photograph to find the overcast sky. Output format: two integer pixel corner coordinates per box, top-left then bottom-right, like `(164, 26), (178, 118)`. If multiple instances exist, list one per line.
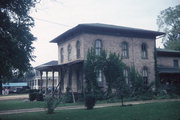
(30, 0), (180, 67)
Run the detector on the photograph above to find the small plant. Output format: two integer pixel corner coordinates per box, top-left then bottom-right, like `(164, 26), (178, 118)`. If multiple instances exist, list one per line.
(45, 95), (61, 114)
(85, 93), (96, 110)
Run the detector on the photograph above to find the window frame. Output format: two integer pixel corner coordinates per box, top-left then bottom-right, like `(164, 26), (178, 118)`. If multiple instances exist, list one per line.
(121, 41), (129, 59)
(67, 44), (72, 61)
(142, 66), (148, 84)
(60, 47), (64, 63)
(141, 43), (148, 59)
(95, 39), (102, 55)
(76, 41), (81, 59)
(173, 59), (179, 68)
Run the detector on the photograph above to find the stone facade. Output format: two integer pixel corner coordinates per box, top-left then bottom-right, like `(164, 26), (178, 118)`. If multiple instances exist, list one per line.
(57, 33), (156, 91)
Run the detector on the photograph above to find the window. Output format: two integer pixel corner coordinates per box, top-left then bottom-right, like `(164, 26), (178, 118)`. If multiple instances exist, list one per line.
(95, 39), (102, 55)
(96, 70), (103, 82)
(60, 48), (64, 63)
(123, 68), (129, 84)
(67, 44), (72, 61)
(122, 42), (129, 58)
(76, 41), (81, 59)
(141, 43), (148, 59)
(173, 60), (179, 68)
(142, 67), (148, 84)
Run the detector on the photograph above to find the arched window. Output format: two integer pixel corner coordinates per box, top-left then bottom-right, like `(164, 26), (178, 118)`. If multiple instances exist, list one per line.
(142, 66), (148, 84)
(95, 39), (102, 55)
(96, 70), (103, 82)
(123, 68), (129, 84)
(76, 41), (81, 59)
(141, 43), (148, 59)
(122, 42), (129, 58)
(60, 48), (64, 63)
(67, 44), (72, 61)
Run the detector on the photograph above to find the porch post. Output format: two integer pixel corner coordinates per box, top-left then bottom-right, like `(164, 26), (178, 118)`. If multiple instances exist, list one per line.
(58, 69), (61, 95)
(52, 70), (55, 92)
(40, 71), (43, 92)
(45, 71), (48, 95)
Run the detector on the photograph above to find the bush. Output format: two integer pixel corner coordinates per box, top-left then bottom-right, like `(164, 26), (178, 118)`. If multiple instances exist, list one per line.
(64, 92), (73, 103)
(85, 94), (96, 110)
(36, 93), (44, 101)
(29, 92), (37, 101)
(45, 95), (61, 114)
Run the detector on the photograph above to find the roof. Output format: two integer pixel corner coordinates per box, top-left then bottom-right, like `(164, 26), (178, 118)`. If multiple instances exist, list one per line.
(51, 23), (165, 43)
(156, 48), (180, 57)
(35, 60), (83, 71)
(157, 66), (180, 74)
(3, 82), (28, 87)
(35, 60), (58, 70)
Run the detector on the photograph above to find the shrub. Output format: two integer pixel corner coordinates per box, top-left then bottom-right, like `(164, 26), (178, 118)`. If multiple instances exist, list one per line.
(45, 95), (61, 114)
(85, 94), (96, 110)
(29, 92), (37, 101)
(64, 92), (73, 103)
(36, 93), (44, 101)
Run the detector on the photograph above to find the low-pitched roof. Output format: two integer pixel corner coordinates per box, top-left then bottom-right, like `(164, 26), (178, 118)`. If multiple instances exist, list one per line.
(51, 23), (164, 43)
(156, 48), (180, 57)
(35, 60), (83, 71)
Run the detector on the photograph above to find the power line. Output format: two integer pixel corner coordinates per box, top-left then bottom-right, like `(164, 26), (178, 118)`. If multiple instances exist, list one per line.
(33, 17), (72, 27)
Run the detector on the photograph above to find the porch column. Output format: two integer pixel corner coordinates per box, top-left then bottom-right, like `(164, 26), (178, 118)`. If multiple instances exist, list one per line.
(52, 70), (55, 92)
(45, 71), (48, 95)
(40, 71), (43, 92)
(58, 70), (61, 94)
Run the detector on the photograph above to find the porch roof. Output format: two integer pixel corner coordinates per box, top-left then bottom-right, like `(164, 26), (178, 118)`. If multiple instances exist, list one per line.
(35, 60), (84, 71)
(157, 66), (180, 74)
(156, 48), (180, 57)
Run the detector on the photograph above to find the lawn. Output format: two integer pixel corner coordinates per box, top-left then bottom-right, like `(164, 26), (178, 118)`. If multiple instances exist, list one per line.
(0, 99), (83, 111)
(0, 101), (180, 120)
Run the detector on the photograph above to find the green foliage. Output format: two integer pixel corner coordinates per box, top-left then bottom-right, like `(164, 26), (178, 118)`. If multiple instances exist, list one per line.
(103, 52), (125, 96)
(44, 95), (61, 114)
(157, 4), (180, 51)
(84, 48), (100, 94)
(29, 92), (37, 101)
(128, 67), (154, 98)
(85, 93), (96, 110)
(36, 93), (44, 101)
(0, 0), (37, 94)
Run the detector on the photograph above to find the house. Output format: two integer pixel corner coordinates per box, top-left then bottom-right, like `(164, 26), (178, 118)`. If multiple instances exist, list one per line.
(34, 23), (166, 93)
(156, 48), (180, 85)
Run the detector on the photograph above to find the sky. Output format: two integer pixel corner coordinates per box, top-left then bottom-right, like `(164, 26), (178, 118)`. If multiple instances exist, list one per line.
(30, 0), (180, 67)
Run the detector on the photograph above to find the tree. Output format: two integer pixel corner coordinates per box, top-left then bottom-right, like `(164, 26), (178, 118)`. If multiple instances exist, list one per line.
(84, 48), (99, 94)
(157, 4), (180, 51)
(103, 52), (125, 96)
(0, 0), (37, 94)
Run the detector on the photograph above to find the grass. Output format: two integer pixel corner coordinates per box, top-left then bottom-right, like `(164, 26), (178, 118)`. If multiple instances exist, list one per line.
(0, 99), (83, 111)
(0, 101), (180, 120)
(0, 100), (45, 111)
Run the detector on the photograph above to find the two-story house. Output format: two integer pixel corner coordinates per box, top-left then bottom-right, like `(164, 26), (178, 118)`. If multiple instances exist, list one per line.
(35, 23), (165, 93)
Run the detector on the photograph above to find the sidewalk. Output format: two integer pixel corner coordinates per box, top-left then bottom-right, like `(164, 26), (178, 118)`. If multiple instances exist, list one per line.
(0, 98), (179, 115)
(0, 94), (28, 101)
